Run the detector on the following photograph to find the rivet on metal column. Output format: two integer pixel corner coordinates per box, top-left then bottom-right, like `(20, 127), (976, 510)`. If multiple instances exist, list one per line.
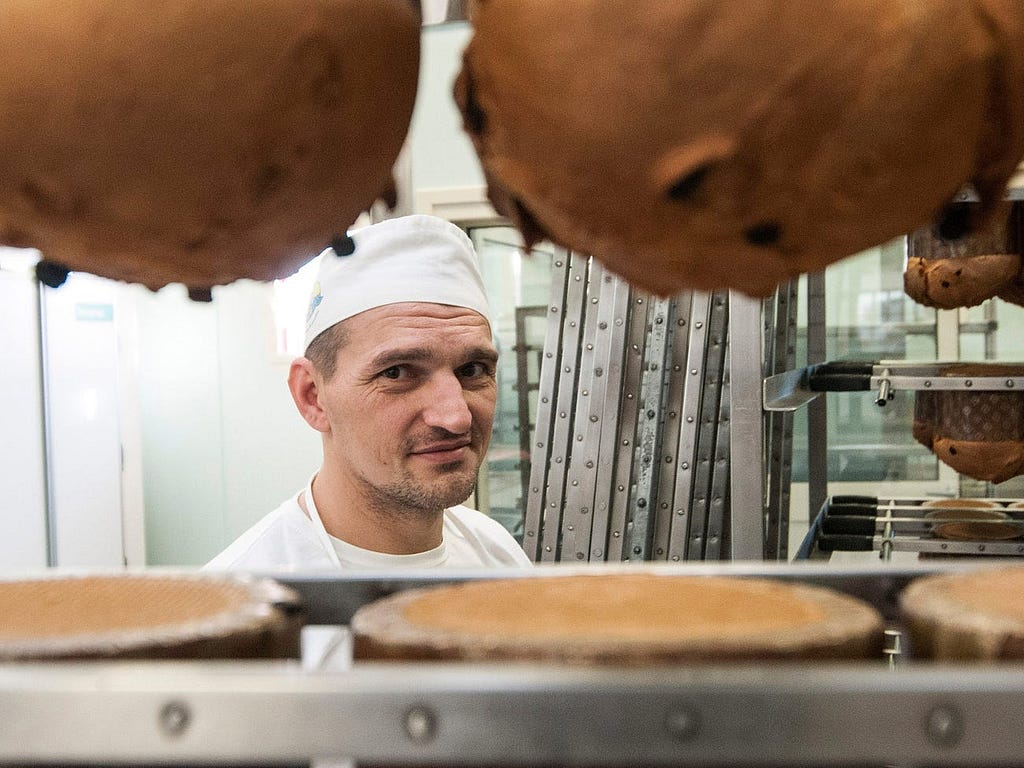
(703, 293), (732, 561)
(667, 291), (711, 561)
(686, 291), (729, 560)
(536, 253), (590, 562)
(522, 252), (571, 561)
(625, 295), (672, 561)
(651, 292), (694, 561)
(561, 261), (613, 562)
(606, 289), (649, 561)
(586, 275), (631, 562)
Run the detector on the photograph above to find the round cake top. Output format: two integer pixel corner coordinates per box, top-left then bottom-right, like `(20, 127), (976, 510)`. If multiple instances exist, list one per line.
(923, 499), (1019, 541)
(928, 568), (1024, 623)
(0, 574), (301, 660)
(352, 574), (884, 664)
(900, 566), (1024, 659)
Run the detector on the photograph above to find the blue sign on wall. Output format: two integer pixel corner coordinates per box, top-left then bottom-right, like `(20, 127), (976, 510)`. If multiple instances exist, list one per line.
(74, 303), (114, 323)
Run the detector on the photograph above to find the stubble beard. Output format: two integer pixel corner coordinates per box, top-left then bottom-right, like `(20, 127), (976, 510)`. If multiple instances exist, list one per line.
(363, 461), (480, 520)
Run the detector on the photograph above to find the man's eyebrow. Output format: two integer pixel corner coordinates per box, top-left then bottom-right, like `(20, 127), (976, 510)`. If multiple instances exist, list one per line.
(367, 348), (432, 371)
(465, 346), (500, 364)
(366, 346), (499, 371)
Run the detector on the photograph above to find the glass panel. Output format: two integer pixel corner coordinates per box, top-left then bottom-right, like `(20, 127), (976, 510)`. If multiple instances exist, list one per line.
(470, 226), (555, 541)
(791, 238), (941, 482)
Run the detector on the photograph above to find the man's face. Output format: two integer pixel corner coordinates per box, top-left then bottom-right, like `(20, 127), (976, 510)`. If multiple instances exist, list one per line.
(314, 302), (498, 516)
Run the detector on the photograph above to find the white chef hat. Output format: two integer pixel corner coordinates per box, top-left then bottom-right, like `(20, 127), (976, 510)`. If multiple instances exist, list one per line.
(304, 214), (491, 348)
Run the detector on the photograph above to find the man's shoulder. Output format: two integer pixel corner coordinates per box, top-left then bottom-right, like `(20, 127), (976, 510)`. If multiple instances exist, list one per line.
(203, 495), (323, 571)
(445, 504), (507, 532)
(443, 505), (532, 566)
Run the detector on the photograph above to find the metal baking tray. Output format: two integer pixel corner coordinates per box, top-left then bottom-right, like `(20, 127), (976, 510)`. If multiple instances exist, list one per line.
(0, 563), (1022, 765)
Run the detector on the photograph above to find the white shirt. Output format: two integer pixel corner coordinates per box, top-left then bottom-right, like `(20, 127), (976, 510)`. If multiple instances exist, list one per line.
(204, 478), (531, 679)
(204, 478), (532, 571)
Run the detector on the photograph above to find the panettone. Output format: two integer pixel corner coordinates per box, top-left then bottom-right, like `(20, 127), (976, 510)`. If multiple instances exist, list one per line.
(922, 499), (1019, 541)
(913, 364), (1024, 484)
(900, 566), (1024, 660)
(352, 574), (884, 664)
(0, 574), (303, 660)
(455, 0), (1024, 297)
(912, 390), (937, 450)
(904, 202), (1024, 310)
(0, 0), (420, 294)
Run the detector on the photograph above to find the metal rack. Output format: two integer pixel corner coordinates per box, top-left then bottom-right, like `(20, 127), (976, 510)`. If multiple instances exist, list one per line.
(522, 254), (764, 563)
(2, 564), (1024, 766)
(763, 357), (1024, 536)
(764, 360), (1024, 413)
(800, 496), (1024, 559)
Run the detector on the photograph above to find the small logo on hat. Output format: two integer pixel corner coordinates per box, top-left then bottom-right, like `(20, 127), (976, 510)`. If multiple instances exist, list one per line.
(306, 281), (323, 328)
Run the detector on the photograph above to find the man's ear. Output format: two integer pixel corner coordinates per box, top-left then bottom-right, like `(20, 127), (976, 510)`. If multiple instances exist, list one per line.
(289, 357), (330, 433)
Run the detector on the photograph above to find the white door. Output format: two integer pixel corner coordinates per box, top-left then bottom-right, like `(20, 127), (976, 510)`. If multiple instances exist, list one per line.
(0, 259), (49, 572)
(42, 274), (125, 568)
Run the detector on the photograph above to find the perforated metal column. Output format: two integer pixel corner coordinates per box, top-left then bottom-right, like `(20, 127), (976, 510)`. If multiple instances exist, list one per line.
(523, 255), (766, 562)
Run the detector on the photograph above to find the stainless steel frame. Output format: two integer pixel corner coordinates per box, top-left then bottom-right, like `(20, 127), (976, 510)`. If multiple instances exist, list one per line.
(523, 253), (769, 563)
(2, 564), (1024, 766)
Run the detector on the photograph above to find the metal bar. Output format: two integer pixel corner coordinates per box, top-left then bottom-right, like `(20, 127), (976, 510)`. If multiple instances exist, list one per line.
(261, 560), (992, 622)
(763, 370), (1024, 412)
(727, 291), (766, 561)
(625, 296), (672, 561)
(668, 292), (711, 561)
(868, 374), (1024, 392)
(514, 306), (546, 524)
(821, 535), (1024, 557)
(537, 254), (590, 561)
(704, 343), (731, 561)
(606, 290), (649, 560)
(521, 252), (571, 560)
(36, 281), (58, 567)
(651, 293), (694, 561)
(764, 280), (799, 560)
(805, 272), (828, 529)
(762, 305), (783, 559)
(561, 261), (608, 562)
(687, 292), (729, 560)
(778, 279), (801, 561)
(587, 275), (632, 562)
(6, 658), (1024, 765)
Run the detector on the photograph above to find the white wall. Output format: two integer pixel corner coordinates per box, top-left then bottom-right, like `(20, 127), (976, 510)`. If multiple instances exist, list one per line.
(410, 23), (483, 192)
(0, 264), (48, 573)
(132, 282), (320, 565)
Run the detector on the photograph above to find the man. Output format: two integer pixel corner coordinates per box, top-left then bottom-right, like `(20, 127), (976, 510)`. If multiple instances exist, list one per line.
(207, 214), (531, 569)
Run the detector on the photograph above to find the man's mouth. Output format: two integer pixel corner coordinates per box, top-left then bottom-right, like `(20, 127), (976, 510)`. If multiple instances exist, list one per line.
(410, 441), (472, 463)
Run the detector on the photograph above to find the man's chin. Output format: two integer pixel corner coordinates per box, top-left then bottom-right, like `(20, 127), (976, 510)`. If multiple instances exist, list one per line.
(422, 470), (480, 508)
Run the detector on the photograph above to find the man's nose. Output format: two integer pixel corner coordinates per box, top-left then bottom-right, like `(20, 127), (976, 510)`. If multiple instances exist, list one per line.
(422, 372), (473, 434)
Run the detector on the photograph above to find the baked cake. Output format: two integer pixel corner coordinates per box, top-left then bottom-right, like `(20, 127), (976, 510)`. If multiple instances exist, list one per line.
(352, 573), (884, 664)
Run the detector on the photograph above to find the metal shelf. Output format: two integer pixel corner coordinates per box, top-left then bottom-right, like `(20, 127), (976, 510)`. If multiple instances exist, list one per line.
(764, 360), (1024, 411)
(1, 564), (1023, 766)
(798, 496), (1024, 560)
(2, 657), (1024, 766)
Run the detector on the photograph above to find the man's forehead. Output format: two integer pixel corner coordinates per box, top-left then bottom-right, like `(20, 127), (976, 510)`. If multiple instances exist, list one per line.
(343, 300), (489, 326)
(338, 303), (495, 363)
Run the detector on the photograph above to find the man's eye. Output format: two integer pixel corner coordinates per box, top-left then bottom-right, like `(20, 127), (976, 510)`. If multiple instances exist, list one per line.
(459, 361), (492, 378)
(380, 366), (403, 380)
